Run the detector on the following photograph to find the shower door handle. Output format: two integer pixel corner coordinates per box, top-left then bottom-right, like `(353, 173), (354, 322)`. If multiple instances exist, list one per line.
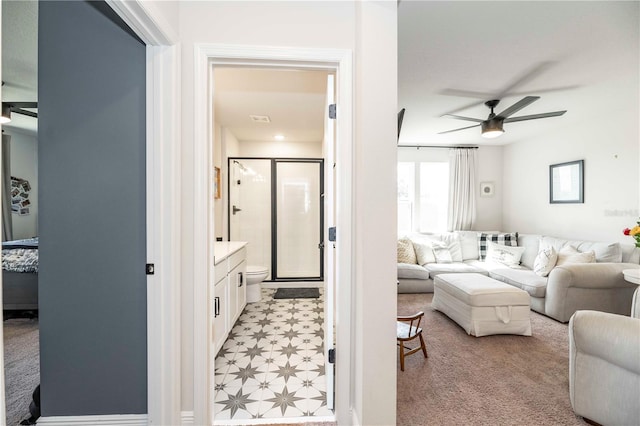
(232, 205), (242, 215)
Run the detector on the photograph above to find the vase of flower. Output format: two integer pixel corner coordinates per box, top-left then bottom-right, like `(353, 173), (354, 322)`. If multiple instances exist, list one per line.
(623, 219), (640, 248)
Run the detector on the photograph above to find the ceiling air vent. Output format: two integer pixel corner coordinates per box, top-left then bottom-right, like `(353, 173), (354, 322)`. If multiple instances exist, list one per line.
(249, 115), (271, 123)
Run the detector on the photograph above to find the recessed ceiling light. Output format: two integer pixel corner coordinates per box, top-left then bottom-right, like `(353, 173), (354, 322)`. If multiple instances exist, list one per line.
(249, 115), (271, 123)
(274, 134), (285, 141)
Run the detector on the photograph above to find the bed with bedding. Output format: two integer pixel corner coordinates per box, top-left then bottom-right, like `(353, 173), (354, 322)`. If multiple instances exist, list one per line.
(2, 237), (38, 311)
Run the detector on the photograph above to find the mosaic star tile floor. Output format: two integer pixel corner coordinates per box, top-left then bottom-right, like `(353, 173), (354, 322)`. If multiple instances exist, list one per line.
(214, 287), (332, 421)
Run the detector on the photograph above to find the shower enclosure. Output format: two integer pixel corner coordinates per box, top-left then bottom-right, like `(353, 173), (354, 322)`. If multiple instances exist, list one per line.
(229, 158), (324, 281)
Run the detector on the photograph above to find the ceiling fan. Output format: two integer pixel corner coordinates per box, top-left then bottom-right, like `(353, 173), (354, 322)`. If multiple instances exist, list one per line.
(1, 102), (38, 124)
(438, 96), (566, 139)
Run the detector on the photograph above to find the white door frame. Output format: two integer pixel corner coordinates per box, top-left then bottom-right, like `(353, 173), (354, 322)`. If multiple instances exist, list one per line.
(107, 3), (181, 425)
(0, 2), (182, 425)
(192, 45), (354, 425)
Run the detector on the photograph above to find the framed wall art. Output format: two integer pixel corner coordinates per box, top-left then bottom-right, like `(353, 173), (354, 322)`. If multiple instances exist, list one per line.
(550, 160), (584, 204)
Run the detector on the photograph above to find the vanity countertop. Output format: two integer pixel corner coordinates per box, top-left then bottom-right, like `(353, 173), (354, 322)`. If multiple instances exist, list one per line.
(214, 241), (247, 265)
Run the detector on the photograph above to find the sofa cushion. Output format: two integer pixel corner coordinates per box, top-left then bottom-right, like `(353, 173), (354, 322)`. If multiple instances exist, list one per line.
(540, 236), (622, 263)
(398, 263), (430, 280)
(486, 240), (526, 267)
(489, 268), (547, 298)
(397, 238), (417, 264)
(556, 246), (596, 266)
(425, 262), (489, 278)
(478, 232), (518, 260)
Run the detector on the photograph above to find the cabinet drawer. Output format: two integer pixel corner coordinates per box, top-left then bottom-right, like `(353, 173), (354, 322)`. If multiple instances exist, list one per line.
(228, 247), (246, 270)
(214, 259), (228, 284)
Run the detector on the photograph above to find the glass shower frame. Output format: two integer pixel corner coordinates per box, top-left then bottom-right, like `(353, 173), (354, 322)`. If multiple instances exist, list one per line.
(228, 157), (324, 281)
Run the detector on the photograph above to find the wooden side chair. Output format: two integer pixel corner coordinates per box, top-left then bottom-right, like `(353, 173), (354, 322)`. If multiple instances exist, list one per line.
(397, 311), (428, 371)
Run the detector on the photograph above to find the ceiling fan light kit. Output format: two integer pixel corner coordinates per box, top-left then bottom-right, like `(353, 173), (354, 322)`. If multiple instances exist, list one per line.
(481, 118), (504, 138)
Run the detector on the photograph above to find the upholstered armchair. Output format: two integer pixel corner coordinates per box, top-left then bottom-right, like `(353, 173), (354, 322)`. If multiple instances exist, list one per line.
(568, 288), (640, 425)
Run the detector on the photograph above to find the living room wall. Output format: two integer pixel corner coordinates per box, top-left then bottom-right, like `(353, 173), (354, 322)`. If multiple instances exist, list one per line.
(502, 3), (639, 242)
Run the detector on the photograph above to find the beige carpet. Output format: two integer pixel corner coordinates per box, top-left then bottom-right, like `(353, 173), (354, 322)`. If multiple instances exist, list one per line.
(397, 293), (588, 426)
(3, 317), (39, 426)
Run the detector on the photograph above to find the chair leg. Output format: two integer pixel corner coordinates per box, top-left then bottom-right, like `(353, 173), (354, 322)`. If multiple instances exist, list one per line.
(419, 333), (428, 358)
(399, 342), (405, 371)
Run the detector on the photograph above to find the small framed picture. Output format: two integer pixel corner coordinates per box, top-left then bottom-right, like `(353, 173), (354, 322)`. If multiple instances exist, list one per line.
(480, 182), (494, 197)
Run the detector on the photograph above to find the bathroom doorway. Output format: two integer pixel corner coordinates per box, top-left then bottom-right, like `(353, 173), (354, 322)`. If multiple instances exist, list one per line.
(211, 66), (337, 422)
(229, 158), (324, 281)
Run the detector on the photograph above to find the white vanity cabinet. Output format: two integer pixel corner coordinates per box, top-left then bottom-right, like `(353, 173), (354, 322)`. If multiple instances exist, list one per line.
(213, 242), (247, 356)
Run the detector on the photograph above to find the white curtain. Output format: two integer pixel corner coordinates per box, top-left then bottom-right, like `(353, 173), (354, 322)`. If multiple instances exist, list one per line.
(2, 134), (13, 241)
(447, 148), (477, 231)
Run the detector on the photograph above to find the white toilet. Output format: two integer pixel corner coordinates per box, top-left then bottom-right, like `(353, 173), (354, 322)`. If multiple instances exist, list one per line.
(245, 265), (269, 303)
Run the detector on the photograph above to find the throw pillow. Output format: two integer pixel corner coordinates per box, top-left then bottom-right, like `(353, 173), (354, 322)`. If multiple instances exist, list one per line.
(556, 246), (596, 266)
(533, 246), (558, 277)
(431, 241), (453, 263)
(440, 233), (463, 262)
(412, 240), (436, 265)
(397, 238), (417, 264)
(478, 232), (518, 260)
(486, 240), (526, 267)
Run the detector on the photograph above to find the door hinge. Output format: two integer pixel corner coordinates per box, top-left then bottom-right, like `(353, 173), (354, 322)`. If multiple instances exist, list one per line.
(329, 104), (337, 119)
(328, 227), (336, 242)
(146, 263), (155, 275)
(328, 348), (336, 364)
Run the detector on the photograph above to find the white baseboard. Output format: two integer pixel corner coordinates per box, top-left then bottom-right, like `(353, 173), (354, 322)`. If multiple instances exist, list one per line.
(181, 411), (194, 425)
(37, 414), (148, 426)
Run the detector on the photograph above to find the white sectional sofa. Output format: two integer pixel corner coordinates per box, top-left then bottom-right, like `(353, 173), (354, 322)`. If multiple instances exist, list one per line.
(397, 231), (640, 322)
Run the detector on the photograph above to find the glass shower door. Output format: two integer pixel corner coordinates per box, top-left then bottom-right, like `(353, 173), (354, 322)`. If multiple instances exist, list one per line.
(229, 159), (272, 279)
(275, 160), (322, 279)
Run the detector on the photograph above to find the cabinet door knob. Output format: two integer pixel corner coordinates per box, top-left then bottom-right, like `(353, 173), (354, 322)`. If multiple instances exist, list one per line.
(239, 272), (243, 287)
(214, 296), (220, 317)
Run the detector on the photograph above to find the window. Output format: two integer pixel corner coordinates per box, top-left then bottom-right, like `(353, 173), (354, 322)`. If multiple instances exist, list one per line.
(397, 161), (449, 234)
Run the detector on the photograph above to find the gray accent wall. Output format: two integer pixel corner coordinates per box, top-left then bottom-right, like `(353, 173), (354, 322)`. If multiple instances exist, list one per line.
(38, 0), (147, 416)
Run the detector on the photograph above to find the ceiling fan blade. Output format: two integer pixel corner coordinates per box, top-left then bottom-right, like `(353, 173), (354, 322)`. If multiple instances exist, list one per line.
(12, 108), (38, 119)
(441, 114), (484, 123)
(496, 96), (540, 119)
(398, 108), (405, 140)
(437, 124), (480, 135)
(441, 100), (486, 117)
(504, 110), (567, 123)
(495, 61), (554, 99)
(439, 88), (495, 100)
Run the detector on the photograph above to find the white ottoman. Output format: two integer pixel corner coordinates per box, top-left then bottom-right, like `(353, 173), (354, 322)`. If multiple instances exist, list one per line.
(433, 273), (532, 337)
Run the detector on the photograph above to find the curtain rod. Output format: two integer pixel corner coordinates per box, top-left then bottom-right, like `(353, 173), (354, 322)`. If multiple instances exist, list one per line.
(397, 145), (479, 149)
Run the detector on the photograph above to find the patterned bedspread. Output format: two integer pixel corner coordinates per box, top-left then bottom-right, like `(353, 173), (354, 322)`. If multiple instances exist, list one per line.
(2, 248), (38, 273)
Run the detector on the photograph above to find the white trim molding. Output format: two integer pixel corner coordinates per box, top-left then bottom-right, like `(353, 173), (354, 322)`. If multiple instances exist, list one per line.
(105, 0), (176, 45)
(192, 44), (354, 426)
(37, 414), (148, 426)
